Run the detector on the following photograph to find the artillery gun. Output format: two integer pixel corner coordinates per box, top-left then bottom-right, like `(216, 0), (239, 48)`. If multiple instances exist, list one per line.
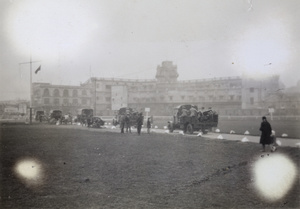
(168, 104), (218, 134)
(91, 116), (105, 128)
(49, 110), (63, 124)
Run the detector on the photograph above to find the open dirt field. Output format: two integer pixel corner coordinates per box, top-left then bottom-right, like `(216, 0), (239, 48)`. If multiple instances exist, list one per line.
(1, 124), (299, 209)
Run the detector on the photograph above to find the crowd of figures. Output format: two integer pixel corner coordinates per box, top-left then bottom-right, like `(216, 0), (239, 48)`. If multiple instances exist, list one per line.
(118, 112), (152, 135)
(178, 106), (218, 124)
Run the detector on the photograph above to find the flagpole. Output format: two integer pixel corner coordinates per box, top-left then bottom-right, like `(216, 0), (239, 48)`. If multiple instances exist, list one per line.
(30, 55), (32, 124)
(19, 57), (41, 125)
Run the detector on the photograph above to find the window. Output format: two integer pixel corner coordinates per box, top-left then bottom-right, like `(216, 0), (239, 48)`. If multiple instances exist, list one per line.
(82, 89), (87, 96)
(63, 89), (69, 97)
(63, 98), (68, 105)
(199, 96), (205, 101)
(44, 98), (50, 104)
(181, 96), (185, 100)
(169, 96), (173, 101)
(82, 98), (87, 105)
(219, 96), (224, 100)
(34, 89), (41, 97)
(53, 89), (60, 97)
(238, 96), (242, 101)
(72, 99), (78, 105)
(250, 97), (254, 105)
(250, 88), (254, 93)
(43, 89), (50, 97)
(73, 89), (78, 97)
(105, 85), (111, 90)
(105, 97), (110, 102)
(54, 98), (60, 105)
(230, 95), (234, 100)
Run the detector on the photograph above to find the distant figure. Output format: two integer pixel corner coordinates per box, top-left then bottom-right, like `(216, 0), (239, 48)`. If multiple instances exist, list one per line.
(190, 106), (197, 123)
(259, 116), (272, 152)
(39, 114), (43, 123)
(147, 117), (151, 134)
(270, 130), (277, 152)
(87, 117), (92, 128)
(180, 108), (188, 122)
(120, 115), (125, 133)
(125, 114), (131, 133)
(197, 110), (203, 121)
(136, 113), (144, 135)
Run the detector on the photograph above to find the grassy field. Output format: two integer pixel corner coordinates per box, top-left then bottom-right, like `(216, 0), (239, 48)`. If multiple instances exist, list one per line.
(0, 124), (299, 208)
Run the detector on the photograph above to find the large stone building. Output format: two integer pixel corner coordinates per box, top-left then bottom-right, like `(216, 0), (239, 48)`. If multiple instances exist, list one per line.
(32, 82), (92, 115)
(32, 61), (298, 116)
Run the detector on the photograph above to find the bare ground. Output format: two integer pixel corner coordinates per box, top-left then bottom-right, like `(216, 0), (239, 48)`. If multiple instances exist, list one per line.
(0, 124), (299, 209)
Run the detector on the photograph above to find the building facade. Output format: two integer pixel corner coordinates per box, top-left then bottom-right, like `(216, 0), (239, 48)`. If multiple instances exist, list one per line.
(32, 82), (92, 115)
(32, 61), (297, 116)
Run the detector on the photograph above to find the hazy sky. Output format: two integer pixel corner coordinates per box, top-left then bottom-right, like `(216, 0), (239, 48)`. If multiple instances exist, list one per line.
(0, 0), (299, 100)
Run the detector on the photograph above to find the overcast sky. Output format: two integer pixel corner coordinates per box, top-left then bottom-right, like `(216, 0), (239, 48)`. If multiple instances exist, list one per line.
(0, 0), (299, 101)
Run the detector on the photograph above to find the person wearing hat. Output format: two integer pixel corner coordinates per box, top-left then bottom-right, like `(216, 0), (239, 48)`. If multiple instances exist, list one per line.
(259, 116), (272, 152)
(146, 117), (152, 134)
(136, 112), (144, 135)
(120, 114), (126, 133)
(125, 114), (131, 133)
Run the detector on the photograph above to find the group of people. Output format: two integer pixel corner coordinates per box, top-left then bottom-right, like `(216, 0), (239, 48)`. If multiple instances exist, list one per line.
(119, 112), (152, 135)
(179, 107), (217, 123)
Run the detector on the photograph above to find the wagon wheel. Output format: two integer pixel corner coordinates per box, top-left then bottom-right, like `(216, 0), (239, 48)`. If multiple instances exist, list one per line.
(201, 126), (208, 134)
(187, 124), (194, 134)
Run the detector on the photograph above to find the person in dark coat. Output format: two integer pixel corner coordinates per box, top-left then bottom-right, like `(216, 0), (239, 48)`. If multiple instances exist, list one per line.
(120, 115), (125, 133)
(125, 114), (131, 133)
(136, 113), (144, 135)
(259, 116), (272, 152)
(146, 117), (151, 134)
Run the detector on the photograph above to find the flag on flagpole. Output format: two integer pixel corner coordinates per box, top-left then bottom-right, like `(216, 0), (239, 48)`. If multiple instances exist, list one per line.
(35, 65), (41, 74)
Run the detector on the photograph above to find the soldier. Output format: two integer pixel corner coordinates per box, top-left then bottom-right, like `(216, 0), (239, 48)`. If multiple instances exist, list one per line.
(136, 113), (144, 135)
(120, 114), (125, 133)
(190, 106), (197, 123)
(125, 114), (131, 133)
(180, 108), (188, 132)
(146, 117), (151, 134)
(198, 110), (203, 121)
(180, 108), (188, 122)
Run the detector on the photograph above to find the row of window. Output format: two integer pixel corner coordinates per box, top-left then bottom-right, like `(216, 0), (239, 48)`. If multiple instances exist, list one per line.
(38, 89), (89, 97)
(97, 82), (242, 92)
(126, 95), (242, 102)
(43, 98), (90, 105)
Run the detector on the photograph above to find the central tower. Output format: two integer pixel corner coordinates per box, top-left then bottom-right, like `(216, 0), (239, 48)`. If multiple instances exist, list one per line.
(155, 61), (178, 83)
